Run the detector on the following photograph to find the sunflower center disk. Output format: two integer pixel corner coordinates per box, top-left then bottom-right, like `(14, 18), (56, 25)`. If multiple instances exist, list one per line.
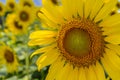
(64, 28), (90, 57)
(57, 19), (104, 67)
(20, 11), (29, 21)
(24, 2), (31, 7)
(9, 3), (14, 9)
(14, 21), (23, 29)
(0, 6), (2, 11)
(4, 49), (14, 63)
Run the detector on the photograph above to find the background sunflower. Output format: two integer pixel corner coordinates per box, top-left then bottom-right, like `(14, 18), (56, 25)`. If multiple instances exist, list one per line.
(0, 43), (19, 73)
(0, 2), (6, 16)
(5, 13), (27, 35)
(0, 0), (45, 80)
(19, 0), (35, 8)
(16, 6), (36, 27)
(6, 0), (17, 12)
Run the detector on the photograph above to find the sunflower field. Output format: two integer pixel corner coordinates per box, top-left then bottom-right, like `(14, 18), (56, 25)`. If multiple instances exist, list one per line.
(0, 0), (48, 80)
(1, 0), (120, 80)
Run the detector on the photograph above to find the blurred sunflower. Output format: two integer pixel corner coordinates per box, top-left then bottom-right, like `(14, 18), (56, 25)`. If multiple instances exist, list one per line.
(16, 6), (35, 27)
(29, 0), (120, 80)
(0, 43), (19, 73)
(0, 2), (6, 16)
(19, 0), (35, 8)
(6, 0), (17, 12)
(5, 13), (27, 35)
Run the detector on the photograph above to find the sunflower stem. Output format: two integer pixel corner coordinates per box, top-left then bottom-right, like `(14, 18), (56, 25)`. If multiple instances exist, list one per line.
(25, 51), (29, 80)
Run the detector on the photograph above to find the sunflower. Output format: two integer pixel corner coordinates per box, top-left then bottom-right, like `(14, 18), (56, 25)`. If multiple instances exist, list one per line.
(16, 6), (35, 27)
(19, 0), (35, 8)
(5, 13), (27, 35)
(6, 0), (17, 12)
(0, 43), (19, 73)
(29, 0), (120, 80)
(0, 2), (6, 16)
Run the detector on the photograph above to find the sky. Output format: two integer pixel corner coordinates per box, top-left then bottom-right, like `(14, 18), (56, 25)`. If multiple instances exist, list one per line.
(0, 0), (42, 6)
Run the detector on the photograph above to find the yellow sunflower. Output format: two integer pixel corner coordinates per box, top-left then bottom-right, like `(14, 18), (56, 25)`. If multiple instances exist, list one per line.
(0, 43), (19, 73)
(5, 13), (28, 35)
(0, 2), (6, 16)
(19, 0), (35, 8)
(16, 6), (35, 27)
(29, 0), (120, 80)
(6, 0), (17, 12)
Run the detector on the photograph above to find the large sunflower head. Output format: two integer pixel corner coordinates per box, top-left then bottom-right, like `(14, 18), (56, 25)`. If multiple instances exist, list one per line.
(0, 2), (6, 16)
(29, 0), (120, 80)
(16, 6), (35, 27)
(5, 13), (27, 35)
(0, 42), (19, 73)
(6, 0), (17, 12)
(19, 0), (35, 8)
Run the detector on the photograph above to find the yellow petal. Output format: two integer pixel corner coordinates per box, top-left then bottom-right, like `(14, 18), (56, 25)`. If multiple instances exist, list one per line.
(67, 66), (79, 80)
(90, 0), (103, 20)
(102, 23), (120, 35)
(72, 67), (79, 80)
(30, 43), (57, 58)
(55, 63), (71, 80)
(28, 38), (56, 46)
(37, 12), (59, 28)
(36, 49), (59, 71)
(100, 14), (120, 27)
(106, 44), (120, 56)
(105, 33), (120, 44)
(85, 65), (97, 80)
(46, 57), (65, 80)
(84, 0), (96, 18)
(77, 0), (84, 17)
(101, 48), (120, 80)
(93, 61), (106, 80)
(94, 0), (117, 22)
(105, 48), (120, 70)
(61, 0), (84, 19)
(79, 67), (86, 80)
(66, 65), (75, 80)
(29, 30), (57, 39)
(41, 0), (64, 24)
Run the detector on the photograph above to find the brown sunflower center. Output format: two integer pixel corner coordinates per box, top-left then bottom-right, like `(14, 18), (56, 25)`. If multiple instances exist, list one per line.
(0, 6), (2, 11)
(14, 21), (23, 29)
(4, 49), (14, 63)
(24, 2), (31, 7)
(51, 0), (58, 5)
(19, 11), (29, 21)
(57, 18), (104, 67)
(64, 28), (90, 57)
(9, 3), (14, 9)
